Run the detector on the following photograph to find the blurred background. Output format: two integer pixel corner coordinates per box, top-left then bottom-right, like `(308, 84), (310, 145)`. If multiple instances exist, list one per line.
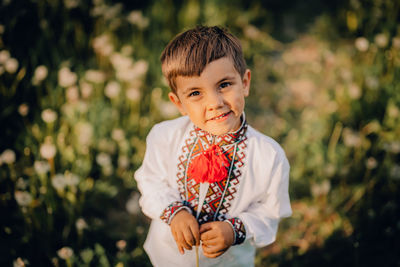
(0, 0), (399, 266)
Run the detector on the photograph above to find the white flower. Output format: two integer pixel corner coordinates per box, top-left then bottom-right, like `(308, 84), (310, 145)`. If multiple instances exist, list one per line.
(117, 60), (148, 82)
(392, 37), (400, 49)
(41, 109), (57, 123)
(57, 247), (74, 260)
(64, 172), (80, 186)
(103, 3), (122, 20)
(64, 0), (79, 9)
(118, 155), (130, 169)
(13, 257), (28, 267)
(14, 191), (33, 206)
(127, 10), (149, 29)
(85, 69), (106, 83)
(52, 174), (66, 190)
(159, 101), (179, 118)
(110, 52), (133, 70)
(383, 142), (400, 153)
(40, 140), (56, 159)
(348, 84), (361, 99)
(74, 122), (93, 146)
(116, 240), (127, 250)
(18, 103), (29, 116)
(92, 34), (113, 56)
(374, 33), (388, 48)
(132, 60), (149, 77)
(365, 157), (378, 169)
(5, 58), (19, 73)
(34, 161), (50, 175)
(75, 218), (88, 231)
(96, 152), (111, 167)
(66, 86), (79, 102)
(355, 37), (369, 52)
(104, 81), (120, 99)
(244, 25), (260, 40)
(1, 149), (16, 164)
(342, 128), (362, 147)
(32, 65), (48, 85)
(111, 128), (125, 142)
(115, 68), (134, 82)
(311, 180), (331, 197)
(58, 67), (77, 87)
(288, 79), (315, 105)
(91, 4), (106, 17)
(0, 50), (10, 64)
(126, 192), (140, 215)
(80, 81), (93, 98)
(340, 69), (352, 82)
(126, 87), (140, 101)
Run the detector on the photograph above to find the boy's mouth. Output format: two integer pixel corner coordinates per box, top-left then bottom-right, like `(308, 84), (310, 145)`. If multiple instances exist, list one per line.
(208, 111), (232, 121)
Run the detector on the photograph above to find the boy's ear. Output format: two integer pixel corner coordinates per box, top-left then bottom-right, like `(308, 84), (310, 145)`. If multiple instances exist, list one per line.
(242, 69), (251, 97)
(168, 92), (187, 115)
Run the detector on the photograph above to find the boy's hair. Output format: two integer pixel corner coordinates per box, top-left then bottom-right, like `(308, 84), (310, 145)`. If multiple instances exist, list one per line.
(161, 26), (247, 93)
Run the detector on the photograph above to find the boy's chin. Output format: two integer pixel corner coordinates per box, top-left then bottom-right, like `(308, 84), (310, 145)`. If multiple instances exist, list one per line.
(201, 125), (235, 136)
(199, 119), (242, 136)
(208, 129), (230, 136)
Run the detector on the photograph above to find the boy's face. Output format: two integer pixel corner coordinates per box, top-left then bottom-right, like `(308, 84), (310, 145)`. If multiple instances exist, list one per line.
(168, 57), (251, 136)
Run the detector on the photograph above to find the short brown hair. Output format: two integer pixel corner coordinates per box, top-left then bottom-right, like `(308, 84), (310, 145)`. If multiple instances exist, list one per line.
(160, 26), (247, 93)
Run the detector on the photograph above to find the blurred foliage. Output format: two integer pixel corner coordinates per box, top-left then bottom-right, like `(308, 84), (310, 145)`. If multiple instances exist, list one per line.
(0, 0), (399, 266)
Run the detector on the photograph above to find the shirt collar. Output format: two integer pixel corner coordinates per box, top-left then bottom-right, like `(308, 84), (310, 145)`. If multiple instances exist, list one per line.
(193, 113), (248, 147)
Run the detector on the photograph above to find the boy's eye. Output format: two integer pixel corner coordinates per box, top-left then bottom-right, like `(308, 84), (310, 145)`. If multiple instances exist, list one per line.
(188, 91), (200, 97)
(220, 82), (231, 89)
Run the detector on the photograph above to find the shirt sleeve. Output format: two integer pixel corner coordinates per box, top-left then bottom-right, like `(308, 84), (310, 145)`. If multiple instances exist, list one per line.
(134, 124), (182, 220)
(238, 151), (292, 248)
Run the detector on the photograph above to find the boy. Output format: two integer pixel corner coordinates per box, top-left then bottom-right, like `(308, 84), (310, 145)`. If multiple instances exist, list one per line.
(135, 26), (291, 267)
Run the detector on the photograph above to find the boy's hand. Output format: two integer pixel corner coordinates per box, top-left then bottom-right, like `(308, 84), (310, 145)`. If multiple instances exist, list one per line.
(170, 210), (200, 254)
(199, 221), (234, 258)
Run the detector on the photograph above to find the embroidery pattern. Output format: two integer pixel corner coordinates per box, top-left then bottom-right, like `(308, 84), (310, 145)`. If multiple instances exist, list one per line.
(176, 122), (248, 224)
(225, 217), (246, 245)
(160, 200), (192, 225)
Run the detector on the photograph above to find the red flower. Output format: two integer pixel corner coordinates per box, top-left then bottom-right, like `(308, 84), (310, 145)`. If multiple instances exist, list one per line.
(188, 145), (229, 183)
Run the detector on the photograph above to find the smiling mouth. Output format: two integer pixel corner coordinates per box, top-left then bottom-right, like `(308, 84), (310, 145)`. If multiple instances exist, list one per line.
(208, 111), (232, 121)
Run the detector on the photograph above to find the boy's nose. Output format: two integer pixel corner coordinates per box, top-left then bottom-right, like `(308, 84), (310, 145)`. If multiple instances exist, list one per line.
(206, 91), (224, 110)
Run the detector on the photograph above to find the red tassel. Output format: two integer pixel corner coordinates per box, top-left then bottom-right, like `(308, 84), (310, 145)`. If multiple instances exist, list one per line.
(188, 145), (229, 183)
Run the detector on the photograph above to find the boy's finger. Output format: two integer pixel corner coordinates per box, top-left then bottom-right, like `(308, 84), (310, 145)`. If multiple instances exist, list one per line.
(178, 244), (184, 255)
(199, 222), (213, 234)
(200, 228), (217, 241)
(202, 243), (224, 254)
(202, 248), (224, 258)
(177, 231), (191, 250)
(201, 238), (219, 247)
(182, 229), (195, 248)
(189, 224), (200, 246)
